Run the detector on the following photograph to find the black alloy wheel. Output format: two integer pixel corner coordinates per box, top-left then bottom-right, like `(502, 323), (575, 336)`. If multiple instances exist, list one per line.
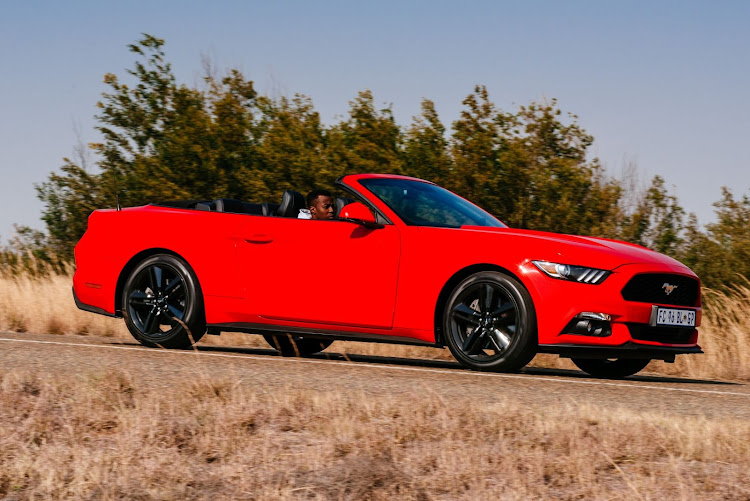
(263, 334), (333, 357)
(123, 254), (206, 349)
(443, 271), (537, 372)
(571, 358), (651, 379)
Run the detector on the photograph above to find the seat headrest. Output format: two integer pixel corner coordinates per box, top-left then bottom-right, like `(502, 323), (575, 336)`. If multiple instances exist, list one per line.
(195, 202), (215, 211)
(335, 197), (356, 218)
(277, 191), (305, 217)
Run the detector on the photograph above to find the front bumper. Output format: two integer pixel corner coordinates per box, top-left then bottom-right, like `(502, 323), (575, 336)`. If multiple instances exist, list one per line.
(522, 262), (702, 351)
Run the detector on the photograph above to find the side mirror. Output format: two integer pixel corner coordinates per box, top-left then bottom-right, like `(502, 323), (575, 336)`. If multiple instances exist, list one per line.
(339, 202), (384, 229)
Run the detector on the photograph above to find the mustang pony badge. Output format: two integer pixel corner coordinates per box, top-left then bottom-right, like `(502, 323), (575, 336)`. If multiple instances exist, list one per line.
(662, 283), (678, 295)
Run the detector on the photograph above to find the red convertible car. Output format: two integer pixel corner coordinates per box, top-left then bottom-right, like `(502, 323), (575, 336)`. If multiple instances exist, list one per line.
(73, 173), (702, 378)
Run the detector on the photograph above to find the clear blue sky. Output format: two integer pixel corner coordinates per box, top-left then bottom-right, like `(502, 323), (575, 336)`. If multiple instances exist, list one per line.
(1, 0), (748, 240)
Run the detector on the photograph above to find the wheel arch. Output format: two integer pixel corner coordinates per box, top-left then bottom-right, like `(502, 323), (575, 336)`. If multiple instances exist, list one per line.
(433, 263), (530, 346)
(114, 248), (198, 315)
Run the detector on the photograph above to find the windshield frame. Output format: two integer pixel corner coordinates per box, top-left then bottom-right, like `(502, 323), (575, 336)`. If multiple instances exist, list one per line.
(358, 177), (506, 229)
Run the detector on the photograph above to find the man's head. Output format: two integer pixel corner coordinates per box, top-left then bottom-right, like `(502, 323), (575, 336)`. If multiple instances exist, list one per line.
(307, 189), (334, 220)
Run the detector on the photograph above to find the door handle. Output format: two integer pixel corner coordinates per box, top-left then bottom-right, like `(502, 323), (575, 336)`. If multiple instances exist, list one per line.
(245, 234), (274, 244)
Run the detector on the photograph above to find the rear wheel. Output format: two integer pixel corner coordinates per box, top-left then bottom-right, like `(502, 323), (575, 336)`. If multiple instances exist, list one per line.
(443, 271), (537, 372)
(572, 358), (651, 379)
(122, 254), (206, 349)
(263, 334), (333, 357)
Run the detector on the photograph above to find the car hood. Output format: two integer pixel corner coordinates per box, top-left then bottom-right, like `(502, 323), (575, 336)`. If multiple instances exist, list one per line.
(459, 226), (692, 272)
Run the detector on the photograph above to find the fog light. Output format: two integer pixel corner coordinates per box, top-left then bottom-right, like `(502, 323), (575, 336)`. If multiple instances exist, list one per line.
(563, 313), (613, 337)
(574, 319), (593, 333)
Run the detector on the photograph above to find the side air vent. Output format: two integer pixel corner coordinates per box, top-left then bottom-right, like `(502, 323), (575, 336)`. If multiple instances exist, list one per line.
(621, 274), (699, 307)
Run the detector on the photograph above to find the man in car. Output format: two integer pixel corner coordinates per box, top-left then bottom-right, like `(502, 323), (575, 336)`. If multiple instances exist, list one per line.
(298, 189), (335, 220)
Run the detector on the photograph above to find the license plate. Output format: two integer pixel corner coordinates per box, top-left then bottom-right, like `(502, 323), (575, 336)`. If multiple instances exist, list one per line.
(651, 306), (696, 327)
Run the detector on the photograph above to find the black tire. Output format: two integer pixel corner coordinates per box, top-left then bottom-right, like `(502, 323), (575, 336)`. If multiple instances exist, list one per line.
(442, 271), (537, 372)
(572, 358), (651, 379)
(263, 334), (333, 357)
(122, 254), (206, 349)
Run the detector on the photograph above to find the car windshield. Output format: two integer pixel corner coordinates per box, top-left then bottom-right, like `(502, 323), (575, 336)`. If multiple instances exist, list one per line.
(359, 178), (506, 228)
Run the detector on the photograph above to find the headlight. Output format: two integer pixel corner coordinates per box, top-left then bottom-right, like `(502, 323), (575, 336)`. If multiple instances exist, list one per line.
(532, 261), (611, 284)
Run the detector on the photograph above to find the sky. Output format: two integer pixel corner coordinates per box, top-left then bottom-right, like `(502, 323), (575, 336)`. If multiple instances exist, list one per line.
(1, 0), (749, 241)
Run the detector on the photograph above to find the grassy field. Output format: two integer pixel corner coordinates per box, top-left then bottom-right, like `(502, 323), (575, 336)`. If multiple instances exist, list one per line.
(1, 270), (749, 381)
(1, 368), (749, 499)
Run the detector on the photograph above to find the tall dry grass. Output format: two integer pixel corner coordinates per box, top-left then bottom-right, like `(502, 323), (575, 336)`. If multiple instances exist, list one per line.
(1, 268), (749, 381)
(1, 368), (749, 499)
(0, 271), (127, 339)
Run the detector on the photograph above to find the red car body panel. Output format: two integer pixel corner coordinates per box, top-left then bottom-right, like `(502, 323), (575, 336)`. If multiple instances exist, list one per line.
(73, 173), (702, 354)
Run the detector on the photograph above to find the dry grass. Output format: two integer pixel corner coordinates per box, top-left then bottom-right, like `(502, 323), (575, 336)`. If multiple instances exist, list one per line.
(1, 368), (749, 500)
(1, 270), (750, 381)
(0, 272), (127, 338)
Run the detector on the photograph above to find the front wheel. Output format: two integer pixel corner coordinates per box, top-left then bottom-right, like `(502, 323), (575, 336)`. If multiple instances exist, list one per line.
(122, 254), (206, 349)
(443, 271), (537, 372)
(572, 358), (651, 379)
(263, 334), (333, 357)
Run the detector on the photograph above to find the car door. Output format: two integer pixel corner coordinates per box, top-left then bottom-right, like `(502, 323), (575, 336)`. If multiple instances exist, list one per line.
(237, 216), (401, 329)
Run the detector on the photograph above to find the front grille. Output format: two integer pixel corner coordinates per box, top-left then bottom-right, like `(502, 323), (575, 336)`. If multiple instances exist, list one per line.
(627, 324), (695, 344)
(621, 273), (699, 307)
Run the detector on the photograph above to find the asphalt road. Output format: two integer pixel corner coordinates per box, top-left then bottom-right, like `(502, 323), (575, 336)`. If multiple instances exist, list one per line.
(1, 331), (749, 420)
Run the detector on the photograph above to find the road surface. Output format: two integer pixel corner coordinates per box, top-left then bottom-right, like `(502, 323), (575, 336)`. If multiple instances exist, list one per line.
(1, 331), (748, 420)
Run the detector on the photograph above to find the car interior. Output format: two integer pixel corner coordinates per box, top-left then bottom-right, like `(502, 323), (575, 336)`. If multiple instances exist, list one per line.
(156, 192), (356, 218)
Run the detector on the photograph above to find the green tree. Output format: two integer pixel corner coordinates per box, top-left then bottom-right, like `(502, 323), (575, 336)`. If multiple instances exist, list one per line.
(449, 85), (508, 210)
(618, 175), (686, 255)
(0, 225), (62, 275)
(35, 160), (102, 259)
(36, 34), (260, 259)
(449, 87), (622, 236)
(326, 90), (404, 177)
(509, 101), (622, 236)
(205, 68), (261, 199)
(251, 94), (329, 199)
(678, 188), (750, 288)
(92, 36), (258, 204)
(404, 99), (452, 186)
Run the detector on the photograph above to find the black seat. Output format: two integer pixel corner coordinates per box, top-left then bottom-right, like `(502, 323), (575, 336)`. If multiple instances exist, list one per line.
(213, 199), (263, 215)
(213, 198), (241, 213)
(335, 197), (355, 218)
(241, 203), (264, 215)
(276, 191), (305, 217)
(262, 203), (280, 216)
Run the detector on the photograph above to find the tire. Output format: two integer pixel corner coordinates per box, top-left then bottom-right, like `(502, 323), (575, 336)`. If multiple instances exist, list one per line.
(572, 358), (651, 379)
(263, 334), (333, 357)
(442, 271), (537, 372)
(122, 254), (206, 349)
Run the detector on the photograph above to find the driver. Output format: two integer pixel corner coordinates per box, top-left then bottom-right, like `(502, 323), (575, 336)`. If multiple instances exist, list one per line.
(298, 189), (335, 220)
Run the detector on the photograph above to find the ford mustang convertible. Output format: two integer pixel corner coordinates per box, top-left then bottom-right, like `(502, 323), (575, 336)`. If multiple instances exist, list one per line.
(73, 173), (702, 378)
